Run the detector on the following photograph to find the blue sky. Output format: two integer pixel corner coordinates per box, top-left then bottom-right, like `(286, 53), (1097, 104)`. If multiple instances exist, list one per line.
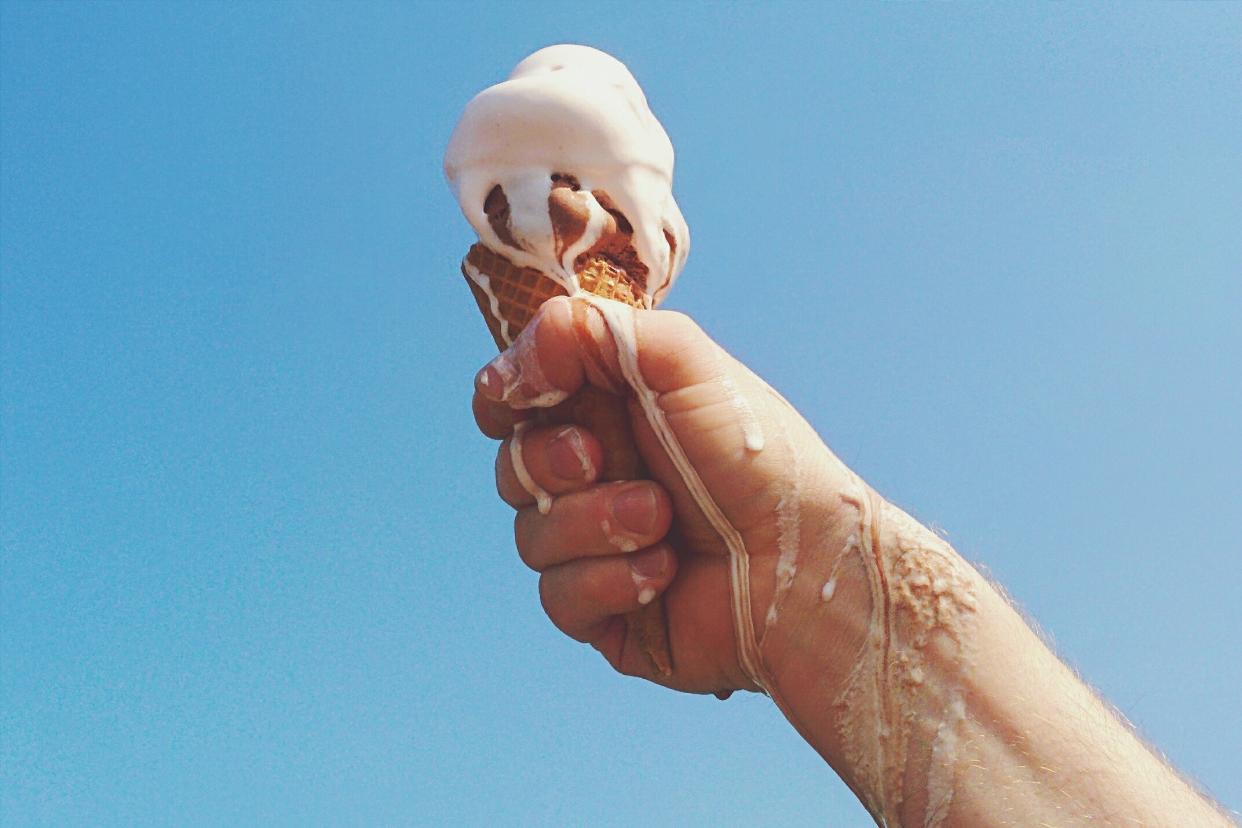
(2, 2), (1239, 824)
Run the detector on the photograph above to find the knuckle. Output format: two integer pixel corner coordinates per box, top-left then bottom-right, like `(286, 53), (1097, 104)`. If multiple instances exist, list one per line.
(537, 575), (560, 621)
(493, 441), (510, 491)
(513, 510), (541, 570)
(659, 308), (702, 338)
(542, 294), (574, 320)
(494, 437), (529, 508)
(538, 573), (578, 639)
(472, 396), (508, 439)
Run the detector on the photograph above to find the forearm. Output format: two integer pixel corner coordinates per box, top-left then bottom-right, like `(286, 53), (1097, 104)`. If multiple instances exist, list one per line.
(759, 484), (1229, 826)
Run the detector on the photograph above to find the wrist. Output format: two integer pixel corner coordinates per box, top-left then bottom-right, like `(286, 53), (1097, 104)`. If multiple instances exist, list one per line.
(742, 471), (1231, 827)
(750, 477), (882, 761)
(756, 483), (987, 824)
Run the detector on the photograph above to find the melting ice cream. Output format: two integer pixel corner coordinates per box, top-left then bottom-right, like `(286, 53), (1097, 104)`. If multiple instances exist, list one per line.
(444, 44), (689, 305)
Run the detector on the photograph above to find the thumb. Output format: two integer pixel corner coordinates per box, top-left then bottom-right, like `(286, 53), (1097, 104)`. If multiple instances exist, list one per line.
(474, 295), (729, 410)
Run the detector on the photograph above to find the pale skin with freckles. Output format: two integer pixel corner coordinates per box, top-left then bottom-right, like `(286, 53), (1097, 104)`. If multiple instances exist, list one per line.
(472, 296), (1233, 827)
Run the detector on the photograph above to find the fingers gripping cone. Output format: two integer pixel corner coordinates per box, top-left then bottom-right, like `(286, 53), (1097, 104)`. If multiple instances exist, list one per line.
(462, 191), (674, 678)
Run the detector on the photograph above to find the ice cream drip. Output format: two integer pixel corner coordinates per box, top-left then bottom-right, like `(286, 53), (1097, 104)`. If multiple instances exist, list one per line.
(445, 44), (689, 302)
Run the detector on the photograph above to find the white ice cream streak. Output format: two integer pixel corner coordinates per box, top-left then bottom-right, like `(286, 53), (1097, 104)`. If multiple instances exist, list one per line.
(558, 193), (610, 279)
(462, 260), (512, 347)
(840, 477), (896, 822)
(720, 373), (765, 452)
(763, 421), (800, 640)
(581, 295), (769, 690)
(509, 420), (552, 515)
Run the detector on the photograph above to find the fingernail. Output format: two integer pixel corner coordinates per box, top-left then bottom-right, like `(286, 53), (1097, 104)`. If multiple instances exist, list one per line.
(476, 365), (503, 400)
(547, 426), (593, 481)
(630, 546), (666, 579)
(612, 484), (657, 535)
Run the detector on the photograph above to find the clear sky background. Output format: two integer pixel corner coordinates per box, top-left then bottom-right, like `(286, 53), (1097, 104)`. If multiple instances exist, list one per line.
(2, 2), (1239, 825)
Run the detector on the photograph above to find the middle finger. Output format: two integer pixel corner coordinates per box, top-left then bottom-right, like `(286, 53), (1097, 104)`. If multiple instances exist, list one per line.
(496, 424), (604, 509)
(515, 480), (673, 572)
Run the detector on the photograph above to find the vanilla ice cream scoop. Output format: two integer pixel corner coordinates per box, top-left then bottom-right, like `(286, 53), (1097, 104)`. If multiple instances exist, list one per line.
(444, 44), (689, 305)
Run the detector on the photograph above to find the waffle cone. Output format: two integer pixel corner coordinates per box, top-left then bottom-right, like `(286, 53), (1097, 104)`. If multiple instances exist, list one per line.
(463, 242), (673, 677)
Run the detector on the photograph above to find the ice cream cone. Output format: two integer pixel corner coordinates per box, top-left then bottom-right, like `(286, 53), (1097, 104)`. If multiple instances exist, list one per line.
(462, 237), (674, 678)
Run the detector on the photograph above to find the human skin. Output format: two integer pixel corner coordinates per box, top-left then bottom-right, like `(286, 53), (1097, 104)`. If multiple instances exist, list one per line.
(472, 296), (1232, 827)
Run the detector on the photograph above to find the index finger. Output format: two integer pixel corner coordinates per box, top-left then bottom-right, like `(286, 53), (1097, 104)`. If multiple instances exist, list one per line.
(473, 296), (624, 412)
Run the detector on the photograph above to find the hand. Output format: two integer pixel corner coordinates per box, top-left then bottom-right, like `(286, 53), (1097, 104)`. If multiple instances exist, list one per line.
(472, 296), (871, 697)
(473, 296), (1235, 826)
